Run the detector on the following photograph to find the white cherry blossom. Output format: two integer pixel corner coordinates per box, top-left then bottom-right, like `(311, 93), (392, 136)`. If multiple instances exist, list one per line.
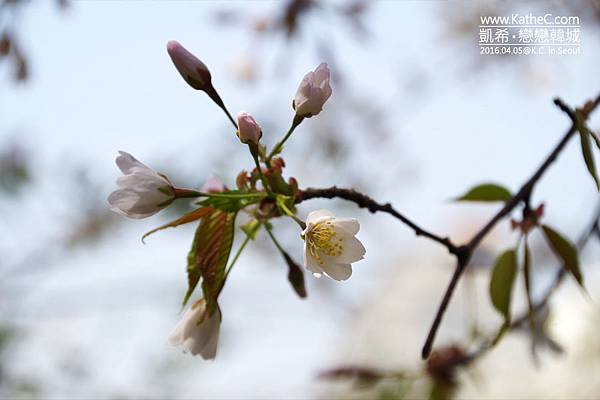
(168, 298), (221, 360)
(302, 209), (365, 281)
(107, 151), (174, 219)
(293, 63), (332, 118)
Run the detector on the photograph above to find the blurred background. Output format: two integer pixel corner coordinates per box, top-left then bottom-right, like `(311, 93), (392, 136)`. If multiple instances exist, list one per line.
(1, 0), (600, 398)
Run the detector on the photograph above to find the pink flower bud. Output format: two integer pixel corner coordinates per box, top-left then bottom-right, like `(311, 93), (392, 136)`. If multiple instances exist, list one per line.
(236, 111), (262, 145)
(201, 176), (226, 193)
(166, 40), (212, 91)
(293, 63), (332, 117)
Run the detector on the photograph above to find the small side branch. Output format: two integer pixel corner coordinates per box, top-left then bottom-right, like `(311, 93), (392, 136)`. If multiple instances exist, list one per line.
(296, 94), (600, 360)
(420, 96), (599, 359)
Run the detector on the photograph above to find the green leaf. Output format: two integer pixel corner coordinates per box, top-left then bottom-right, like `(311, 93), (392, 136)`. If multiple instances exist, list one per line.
(578, 124), (600, 191)
(522, 236), (535, 332)
(590, 129), (600, 152)
(489, 249), (518, 321)
(541, 224), (583, 288)
(141, 207), (213, 242)
(184, 209), (237, 312)
(241, 219), (261, 240)
(455, 183), (512, 202)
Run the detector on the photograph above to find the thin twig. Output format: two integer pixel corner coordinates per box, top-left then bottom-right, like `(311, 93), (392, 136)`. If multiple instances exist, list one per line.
(462, 199), (600, 364)
(420, 97), (592, 359)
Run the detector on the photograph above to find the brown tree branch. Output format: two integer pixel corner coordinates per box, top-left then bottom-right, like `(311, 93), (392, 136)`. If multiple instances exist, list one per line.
(296, 187), (460, 255)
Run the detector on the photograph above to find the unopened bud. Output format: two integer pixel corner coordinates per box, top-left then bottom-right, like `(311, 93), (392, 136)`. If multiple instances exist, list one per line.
(237, 111), (262, 145)
(166, 40), (212, 91)
(0, 33), (10, 56)
(293, 62), (332, 118)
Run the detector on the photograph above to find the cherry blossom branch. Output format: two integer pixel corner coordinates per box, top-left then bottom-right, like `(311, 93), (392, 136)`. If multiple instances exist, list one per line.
(296, 187), (460, 255)
(297, 95), (600, 360)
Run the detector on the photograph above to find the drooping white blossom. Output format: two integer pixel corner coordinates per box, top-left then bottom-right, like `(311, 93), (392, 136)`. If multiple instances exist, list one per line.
(302, 209), (365, 281)
(168, 298), (221, 360)
(236, 111), (262, 145)
(293, 63), (332, 118)
(107, 151), (174, 219)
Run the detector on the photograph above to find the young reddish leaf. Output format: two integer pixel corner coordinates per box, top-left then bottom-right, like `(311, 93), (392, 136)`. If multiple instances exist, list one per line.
(578, 124), (600, 191)
(141, 207), (213, 242)
(489, 249), (518, 321)
(455, 183), (512, 202)
(184, 209), (237, 312)
(541, 224), (583, 288)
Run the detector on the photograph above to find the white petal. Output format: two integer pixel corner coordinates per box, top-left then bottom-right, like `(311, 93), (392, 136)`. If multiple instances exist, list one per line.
(116, 173), (169, 191)
(168, 303), (204, 346)
(115, 151), (151, 175)
(305, 209), (334, 226)
(107, 189), (166, 219)
(336, 234), (366, 264)
(333, 218), (360, 235)
(313, 63), (329, 84)
(168, 301), (221, 360)
(323, 262), (352, 281)
(303, 244), (325, 277)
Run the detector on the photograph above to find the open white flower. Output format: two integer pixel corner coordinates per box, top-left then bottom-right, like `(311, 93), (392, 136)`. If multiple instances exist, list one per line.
(107, 151), (174, 219)
(293, 63), (332, 118)
(302, 209), (365, 281)
(168, 298), (221, 360)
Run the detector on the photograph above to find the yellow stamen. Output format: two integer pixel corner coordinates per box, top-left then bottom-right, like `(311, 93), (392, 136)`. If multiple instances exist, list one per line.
(306, 220), (344, 265)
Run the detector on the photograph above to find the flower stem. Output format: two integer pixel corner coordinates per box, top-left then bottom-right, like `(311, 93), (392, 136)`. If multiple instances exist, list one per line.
(250, 144), (271, 194)
(264, 224), (285, 253)
(173, 188), (203, 199)
(221, 105), (238, 130)
(205, 84), (238, 130)
(267, 115), (304, 163)
(277, 196), (306, 230)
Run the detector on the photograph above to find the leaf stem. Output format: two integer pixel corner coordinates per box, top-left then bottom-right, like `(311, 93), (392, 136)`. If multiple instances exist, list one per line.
(224, 228), (255, 278)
